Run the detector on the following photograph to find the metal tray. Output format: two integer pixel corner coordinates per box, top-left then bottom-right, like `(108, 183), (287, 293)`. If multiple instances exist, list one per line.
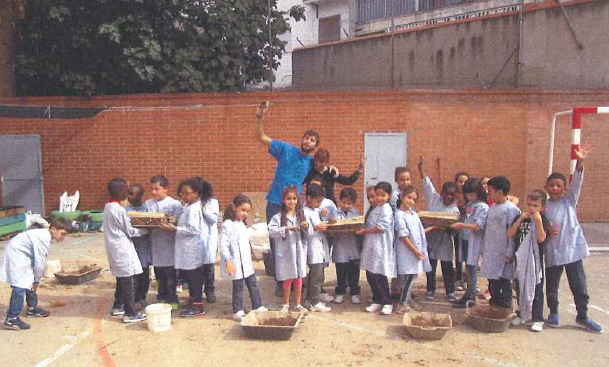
(54, 267), (102, 285)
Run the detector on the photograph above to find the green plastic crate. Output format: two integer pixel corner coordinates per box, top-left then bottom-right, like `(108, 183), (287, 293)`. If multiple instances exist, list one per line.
(0, 221), (27, 237)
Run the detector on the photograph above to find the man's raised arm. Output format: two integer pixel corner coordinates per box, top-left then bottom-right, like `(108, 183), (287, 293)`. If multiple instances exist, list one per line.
(255, 102), (272, 146)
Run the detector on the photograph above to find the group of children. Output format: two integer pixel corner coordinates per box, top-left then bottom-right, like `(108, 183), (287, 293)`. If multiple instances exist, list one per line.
(267, 144), (602, 334)
(1, 145), (603, 334)
(102, 175), (268, 323)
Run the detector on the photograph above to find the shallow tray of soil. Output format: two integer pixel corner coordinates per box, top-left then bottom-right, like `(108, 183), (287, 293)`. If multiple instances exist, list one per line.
(326, 216), (364, 234)
(418, 211), (459, 228)
(128, 212), (170, 228)
(241, 310), (305, 340)
(54, 265), (102, 285)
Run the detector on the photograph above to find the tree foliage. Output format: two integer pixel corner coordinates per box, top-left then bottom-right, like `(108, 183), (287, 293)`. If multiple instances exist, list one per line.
(15, 0), (305, 96)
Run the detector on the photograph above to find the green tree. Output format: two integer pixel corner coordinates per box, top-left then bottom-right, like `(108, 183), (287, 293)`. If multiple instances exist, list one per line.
(15, 0), (305, 96)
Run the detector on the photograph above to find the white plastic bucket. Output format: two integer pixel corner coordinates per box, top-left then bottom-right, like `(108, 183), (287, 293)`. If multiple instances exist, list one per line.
(44, 260), (61, 278)
(145, 303), (172, 332)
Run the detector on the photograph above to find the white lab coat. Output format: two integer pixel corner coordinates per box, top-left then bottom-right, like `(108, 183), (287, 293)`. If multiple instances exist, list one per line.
(219, 220), (255, 280)
(103, 202), (147, 277)
(0, 229), (52, 289)
(360, 203), (396, 277)
(174, 200), (208, 270)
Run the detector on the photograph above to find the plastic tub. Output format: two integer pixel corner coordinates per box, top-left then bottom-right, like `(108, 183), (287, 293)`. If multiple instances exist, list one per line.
(50, 210), (82, 221)
(81, 210), (103, 222)
(146, 303), (172, 332)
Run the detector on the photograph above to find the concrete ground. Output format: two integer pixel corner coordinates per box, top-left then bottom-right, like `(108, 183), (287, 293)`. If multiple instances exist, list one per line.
(1, 229), (608, 367)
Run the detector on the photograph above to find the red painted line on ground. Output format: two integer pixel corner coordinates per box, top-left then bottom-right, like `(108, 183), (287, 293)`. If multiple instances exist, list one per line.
(94, 296), (116, 367)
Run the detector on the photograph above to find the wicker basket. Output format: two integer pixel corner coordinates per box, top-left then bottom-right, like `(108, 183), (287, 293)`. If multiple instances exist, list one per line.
(326, 216), (364, 234)
(403, 312), (452, 340)
(418, 211), (459, 228)
(466, 303), (515, 333)
(128, 212), (169, 228)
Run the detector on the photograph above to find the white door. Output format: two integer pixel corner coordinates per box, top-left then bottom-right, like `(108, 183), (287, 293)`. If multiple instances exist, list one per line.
(364, 133), (407, 212)
(0, 135), (45, 214)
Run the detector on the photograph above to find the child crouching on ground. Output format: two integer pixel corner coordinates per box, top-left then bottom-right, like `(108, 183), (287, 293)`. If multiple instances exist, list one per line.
(543, 143), (603, 333)
(394, 186), (431, 314)
(267, 185), (309, 312)
(0, 218), (71, 330)
(303, 183), (332, 312)
(220, 195), (268, 321)
(481, 176), (520, 310)
(104, 178), (148, 323)
(330, 188), (362, 305)
(357, 182), (396, 315)
(508, 189), (550, 332)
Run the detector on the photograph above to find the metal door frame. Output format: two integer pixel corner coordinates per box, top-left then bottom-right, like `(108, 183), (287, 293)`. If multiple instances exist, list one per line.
(363, 132), (408, 212)
(0, 134), (45, 214)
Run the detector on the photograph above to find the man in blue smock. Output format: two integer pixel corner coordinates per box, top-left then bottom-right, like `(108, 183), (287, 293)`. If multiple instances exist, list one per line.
(255, 102), (318, 297)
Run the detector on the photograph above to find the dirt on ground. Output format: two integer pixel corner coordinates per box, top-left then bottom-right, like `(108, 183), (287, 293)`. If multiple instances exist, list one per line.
(1, 232), (609, 367)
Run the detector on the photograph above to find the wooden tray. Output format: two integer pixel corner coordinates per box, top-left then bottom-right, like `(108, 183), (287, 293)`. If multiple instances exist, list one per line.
(241, 310), (305, 340)
(326, 216), (364, 234)
(0, 206), (26, 219)
(128, 212), (169, 228)
(418, 211), (459, 228)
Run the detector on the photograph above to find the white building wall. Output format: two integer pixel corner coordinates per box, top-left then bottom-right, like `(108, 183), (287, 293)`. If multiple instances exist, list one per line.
(264, 0), (350, 89)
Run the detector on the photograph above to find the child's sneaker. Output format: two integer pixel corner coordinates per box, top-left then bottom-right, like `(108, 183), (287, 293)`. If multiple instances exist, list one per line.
(319, 293), (334, 303)
(366, 303), (383, 313)
(206, 292), (217, 304)
(333, 294), (345, 304)
(233, 310), (246, 321)
(256, 306), (268, 312)
(576, 317), (604, 334)
(447, 293), (456, 302)
(396, 305), (411, 314)
(530, 322), (544, 332)
(26, 307), (50, 318)
(311, 302), (332, 312)
(180, 306), (205, 317)
(4, 317), (30, 330)
(511, 317), (523, 326)
(482, 290), (491, 300)
(294, 304), (308, 313)
(176, 284), (183, 293)
(123, 313), (147, 324)
(351, 295), (361, 304)
(546, 313), (560, 328)
(425, 291), (435, 300)
(455, 281), (464, 291)
(380, 305), (393, 315)
(453, 297), (475, 309)
(111, 306), (125, 316)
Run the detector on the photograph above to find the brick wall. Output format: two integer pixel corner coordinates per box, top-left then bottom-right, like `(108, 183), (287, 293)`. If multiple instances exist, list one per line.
(0, 89), (608, 221)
